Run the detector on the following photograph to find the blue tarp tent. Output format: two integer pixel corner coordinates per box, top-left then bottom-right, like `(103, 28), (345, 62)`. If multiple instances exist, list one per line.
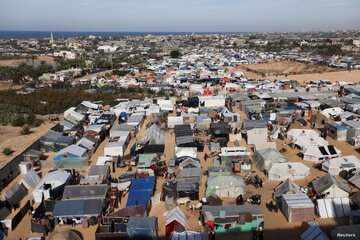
(126, 176), (155, 207)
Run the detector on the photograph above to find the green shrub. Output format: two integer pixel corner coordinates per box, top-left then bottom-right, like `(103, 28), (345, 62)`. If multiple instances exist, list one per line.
(12, 115), (25, 127)
(2, 147), (14, 156)
(21, 125), (31, 135)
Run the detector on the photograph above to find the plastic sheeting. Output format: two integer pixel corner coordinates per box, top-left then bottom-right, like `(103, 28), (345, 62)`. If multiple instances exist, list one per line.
(21, 169), (41, 191)
(206, 174), (245, 198)
(317, 198), (351, 218)
(127, 217), (157, 240)
(252, 147), (288, 171)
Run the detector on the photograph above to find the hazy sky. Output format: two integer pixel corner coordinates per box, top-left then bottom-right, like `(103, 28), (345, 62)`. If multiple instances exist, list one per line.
(0, 0), (359, 32)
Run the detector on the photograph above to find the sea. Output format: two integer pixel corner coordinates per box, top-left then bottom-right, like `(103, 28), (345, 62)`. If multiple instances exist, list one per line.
(0, 31), (249, 40)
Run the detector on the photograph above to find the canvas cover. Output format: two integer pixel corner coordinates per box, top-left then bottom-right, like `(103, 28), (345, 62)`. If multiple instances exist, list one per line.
(206, 174), (245, 198)
(268, 163), (310, 181)
(317, 198), (351, 218)
(252, 147), (288, 171)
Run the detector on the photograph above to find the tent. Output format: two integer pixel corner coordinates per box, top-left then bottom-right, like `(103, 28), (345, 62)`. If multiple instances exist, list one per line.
(53, 199), (103, 218)
(1, 182), (27, 207)
(287, 129), (320, 141)
(252, 147), (288, 172)
(317, 197), (351, 218)
(21, 168), (40, 191)
(126, 176), (155, 207)
(312, 173), (351, 198)
(293, 135), (328, 149)
(62, 184), (108, 200)
(206, 174), (245, 198)
(166, 207), (186, 237)
(268, 163), (310, 181)
(321, 155), (360, 175)
(142, 124), (165, 145)
(33, 170), (71, 203)
(281, 194), (314, 223)
(300, 225), (329, 240)
(179, 158), (201, 170)
(273, 178), (302, 199)
(127, 217), (158, 240)
(53, 145), (88, 161)
(302, 145), (341, 162)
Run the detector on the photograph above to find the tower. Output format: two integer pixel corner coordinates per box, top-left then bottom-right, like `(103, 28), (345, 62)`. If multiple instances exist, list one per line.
(50, 32), (54, 44)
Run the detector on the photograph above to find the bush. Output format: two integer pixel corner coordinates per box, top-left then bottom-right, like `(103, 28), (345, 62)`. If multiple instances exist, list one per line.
(2, 147), (14, 156)
(12, 115), (25, 127)
(21, 125), (31, 135)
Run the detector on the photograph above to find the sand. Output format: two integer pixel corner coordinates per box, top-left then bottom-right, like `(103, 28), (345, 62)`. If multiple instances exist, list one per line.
(0, 121), (56, 168)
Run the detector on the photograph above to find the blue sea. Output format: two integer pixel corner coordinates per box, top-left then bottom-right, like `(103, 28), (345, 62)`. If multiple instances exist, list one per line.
(0, 31), (250, 40)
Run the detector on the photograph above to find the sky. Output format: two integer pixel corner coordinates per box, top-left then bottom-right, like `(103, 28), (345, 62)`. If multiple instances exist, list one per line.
(0, 0), (359, 32)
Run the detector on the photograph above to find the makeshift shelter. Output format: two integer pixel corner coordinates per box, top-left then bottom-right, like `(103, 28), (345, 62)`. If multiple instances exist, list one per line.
(62, 184), (108, 200)
(206, 174), (245, 198)
(312, 174), (351, 199)
(33, 170), (71, 203)
(168, 117), (184, 128)
(292, 135), (328, 149)
(287, 129), (320, 141)
(246, 128), (268, 145)
(254, 141), (277, 151)
(268, 163), (310, 181)
(22, 149), (43, 162)
(281, 194), (314, 223)
(202, 205), (264, 234)
(1, 183), (27, 208)
(52, 199), (103, 219)
(143, 124), (165, 145)
(106, 205), (148, 219)
(165, 207), (186, 237)
(317, 197), (351, 218)
(302, 145), (341, 162)
(176, 178), (200, 200)
(273, 178), (302, 199)
(175, 124), (194, 147)
(21, 168), (40, 191)
(322, 155), (360, 175)
(53, 145), (88, 161)
(179, 158), (201, 170)
(325, 122), (348, 141)
(104, 136), (128, 157)
(174, 147), (197, 165)
(179, 168), (201, 182)
(126, 176), (155, 209)
(300, 225), (329, 240)
(252, 148), (288, 172)
(39, 130), (75, 152)
(127, 217), (158, 240)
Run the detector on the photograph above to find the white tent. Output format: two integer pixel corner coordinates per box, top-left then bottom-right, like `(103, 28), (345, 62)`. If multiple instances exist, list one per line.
(168, 117), (184, 128)
(301, 145), (341, 162)
(317, 197), (351, 218)
(268, 163), (310, 181)
(33, 170), (71, 203)
(174, 147), (197, 159)
(320, 107), (344, 118)
(21, 169), (40, 191)
(287, 129), (319, 141)
(158, 99), (173, 111)
(293, 135), (328, 149)
(321, 155), (360, 175)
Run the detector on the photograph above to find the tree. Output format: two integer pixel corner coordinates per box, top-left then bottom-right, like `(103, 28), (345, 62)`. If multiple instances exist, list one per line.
(2, 147), (14, 156)
(170, 50), (181, 59)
